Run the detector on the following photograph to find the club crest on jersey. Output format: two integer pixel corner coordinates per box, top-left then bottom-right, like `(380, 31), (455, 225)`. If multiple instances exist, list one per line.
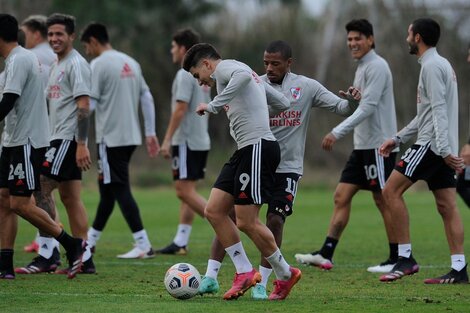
(290, 87), (302, 100)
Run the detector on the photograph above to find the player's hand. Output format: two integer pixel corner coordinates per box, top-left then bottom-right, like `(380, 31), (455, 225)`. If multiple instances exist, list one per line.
(321, 133), (337, 151)
(444, 154), (465, 173)
(196, 103), (208, 116)
(379, 139), (396, 157)
(339, 86), (361, 101)
(76, 143), (91, 171)
(460, 144), (470, 165)
(146, 135), (160, 158)
(160, 138), (171, 159)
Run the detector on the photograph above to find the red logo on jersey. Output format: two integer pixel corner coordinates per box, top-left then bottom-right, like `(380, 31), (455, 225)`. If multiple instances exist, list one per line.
(16, 179), (24, 186)
(370, 179), (377, 186)
(238, 192), (248, 199)
(42, 161), (50, 168)
(251, 71), (261, 84)
(223, 105), (230, 112)
(285, 194), (293, 202)
(290, 87), (302, 100)
(121, 63), (135, 78)
(397, 160), (405, 167)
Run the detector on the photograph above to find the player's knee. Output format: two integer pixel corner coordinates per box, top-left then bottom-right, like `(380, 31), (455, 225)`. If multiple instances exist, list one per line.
(204, 205), (220, 223)
(9, 197), (31, 215)
(333, 191), (350, 209)
(235, 218), (254, 234)
(266, 213), (284, 233)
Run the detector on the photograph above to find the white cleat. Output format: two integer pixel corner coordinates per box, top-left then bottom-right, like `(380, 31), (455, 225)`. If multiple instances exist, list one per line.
(117, 245), (155, 259)
(367, 261), (396, 273)
(295, 252), (333, 270)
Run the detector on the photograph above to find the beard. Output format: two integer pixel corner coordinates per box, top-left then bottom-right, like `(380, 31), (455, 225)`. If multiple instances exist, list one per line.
(408, 42), (419, 55)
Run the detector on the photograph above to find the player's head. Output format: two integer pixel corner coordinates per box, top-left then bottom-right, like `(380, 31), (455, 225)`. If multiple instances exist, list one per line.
(80, 22), (109, 58)
(46, 13), (76, 58)
(171, 28), (200, 65)
(407, 18), (440, 55)
(264, 40), (292, 84)
(183, 43), (221, 87)
(21, 15), (48, 49)
(345, 19), (374, 60)
(0, 14), (19, 45)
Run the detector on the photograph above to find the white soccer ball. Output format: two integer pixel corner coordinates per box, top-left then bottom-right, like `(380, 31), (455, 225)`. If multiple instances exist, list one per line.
(164, 263), (201, 300)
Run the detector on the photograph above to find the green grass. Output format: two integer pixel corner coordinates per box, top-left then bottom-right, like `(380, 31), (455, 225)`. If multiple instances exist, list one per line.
(1, 187), (469, 313)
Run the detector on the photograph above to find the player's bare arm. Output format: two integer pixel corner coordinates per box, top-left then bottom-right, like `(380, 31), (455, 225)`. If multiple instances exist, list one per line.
(161, 100), (189, 159)
(460, 144), (470, 165)
(76, 95), (92, 171)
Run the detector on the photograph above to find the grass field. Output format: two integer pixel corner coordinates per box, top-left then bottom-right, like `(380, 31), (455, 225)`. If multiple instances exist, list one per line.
(0, 186), (469, 313)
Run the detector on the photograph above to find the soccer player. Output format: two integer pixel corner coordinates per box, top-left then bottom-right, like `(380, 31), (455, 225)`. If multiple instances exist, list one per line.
(20, 14), (59, 255)
(80, 23), (160, 258)
(184, 43), (301, 300)
(295, 19), (399, 273)
(157, 29), (210, 255)
(15, 13), (96, 275)
(0, 13), (85, 280)
(379, 18), (468, 284)
(198, 40), (361, 299)
(456, 43), (470, 208)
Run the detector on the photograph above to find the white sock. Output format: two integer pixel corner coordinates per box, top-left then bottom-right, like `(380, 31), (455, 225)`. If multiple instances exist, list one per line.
(82, 245), (92, 262)
(266, 249), (291, 280)
(173, 224), (192, 247)
(204, 259), (222, 280)
(38, 237), (54, 259)
(225, 242), (252, 274)
(87, 227), (102, 247)
(133, 229), (151, 251)
(451, 254), (466, 271)
(398, 243), (412, 258)
(258, 265), (273, 288)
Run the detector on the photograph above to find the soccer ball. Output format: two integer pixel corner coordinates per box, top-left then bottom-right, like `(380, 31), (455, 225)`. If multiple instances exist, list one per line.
(164, 263), (201, 300)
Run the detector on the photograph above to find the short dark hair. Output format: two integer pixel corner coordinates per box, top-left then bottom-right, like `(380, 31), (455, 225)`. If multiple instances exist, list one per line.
(182, 43), (221, 72)
(21, 15), (48, 39)
(46, 13), (75, 35)
(411, 18), (440, 47)
(17, 29), (26, 47)
(80, 22), (109, 44)
(172, 28), (200, 51)
(265, 40), (292, 60)
(345, 19), (375, 49)
(0, 14), (19, 42)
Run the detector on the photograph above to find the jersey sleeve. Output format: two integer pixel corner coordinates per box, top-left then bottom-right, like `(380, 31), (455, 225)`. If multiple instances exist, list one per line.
(90, 60), (102, 100)
(331, 62), (388, 139)
(174, 70), (194, 104)
(207, 65), (251, 113)
(423, 64), (452, 157)
(68, 57), (91, 99)
(3, 54), (30, 96)
(309, 79), (357, 116)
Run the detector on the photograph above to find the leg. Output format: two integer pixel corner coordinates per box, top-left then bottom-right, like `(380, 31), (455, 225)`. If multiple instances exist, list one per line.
(58, 180), (88, 239)
(327, 183), (360, 239)
(174, 180), (206, 217)
(0, 188), (17, 250)
(456, 173), (470, 207)
(260, 212), (285, 268)
(34, 175), (59, 237)
(381, 170), (414, 245)
(179, 202), (195, 225)
(204, 188), (238, 247)
(91, 182), (116, 231)
(432, 188), (464, 255)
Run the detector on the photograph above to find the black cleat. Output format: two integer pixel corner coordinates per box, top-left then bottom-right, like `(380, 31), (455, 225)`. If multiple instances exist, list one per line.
(424, 264), (469, 284)
(380, 256), (419, 282)
(0, 268), (15, 280)
(15, 248), (61, 274)
(155, 242), (187, 255)
(65, 239), (86, 279)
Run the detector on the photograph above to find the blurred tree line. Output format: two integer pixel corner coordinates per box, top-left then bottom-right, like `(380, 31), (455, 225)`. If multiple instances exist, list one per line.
(1, 0), (469, 186)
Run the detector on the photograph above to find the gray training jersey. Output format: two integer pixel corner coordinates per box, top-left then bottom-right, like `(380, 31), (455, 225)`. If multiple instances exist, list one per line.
(30, 42), (56, 87)
(171, 68), (211, 150)
(1, 46), (49, 148)
(262, 72), (357, 175)
(397, 48), (459, 157)
(91, 49), (149, 147)
(207, 60), (288, 149)
(47, 49), (91, 141)
(331, 50), (397, 150)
